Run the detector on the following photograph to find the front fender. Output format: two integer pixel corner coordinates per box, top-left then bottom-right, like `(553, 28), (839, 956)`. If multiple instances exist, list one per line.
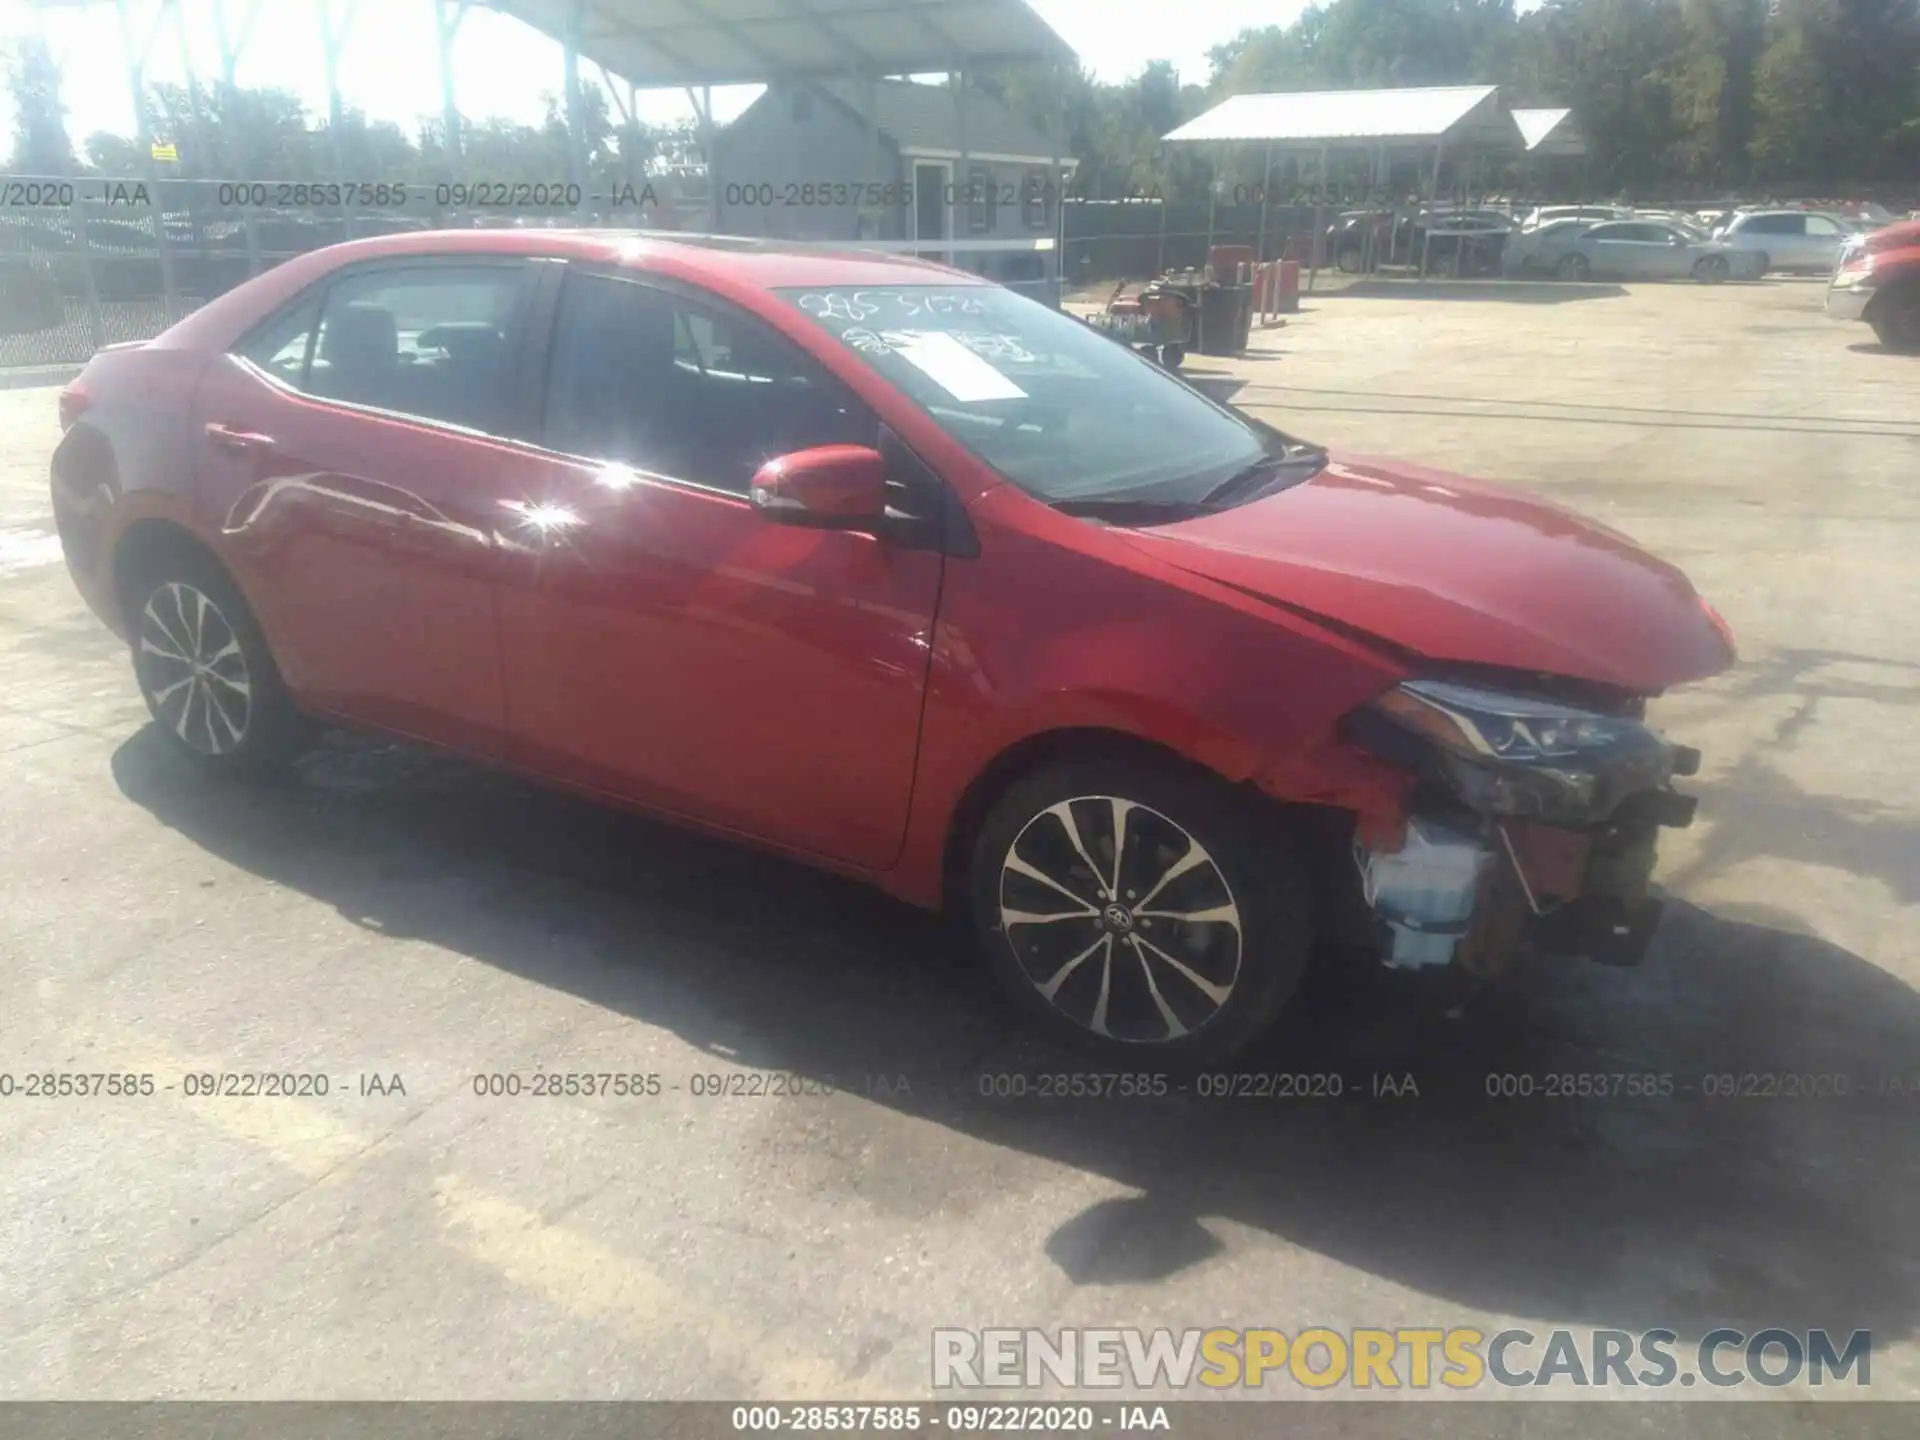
(884, 489), (1410, 907)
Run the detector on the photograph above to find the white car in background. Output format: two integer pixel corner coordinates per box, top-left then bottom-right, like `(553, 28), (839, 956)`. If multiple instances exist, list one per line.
(1519, 204), (1632, 232)
(1711, 210), (1854, 273)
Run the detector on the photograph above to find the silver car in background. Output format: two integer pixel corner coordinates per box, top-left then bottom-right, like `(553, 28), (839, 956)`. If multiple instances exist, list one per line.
(1712, 210), (1855, 273)
(1502, 218), (1596, 275)
(1541, 219), (1761, 283)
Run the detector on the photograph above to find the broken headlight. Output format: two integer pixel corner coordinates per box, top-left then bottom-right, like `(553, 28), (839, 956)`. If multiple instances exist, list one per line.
(1355, 679), (1698, 826)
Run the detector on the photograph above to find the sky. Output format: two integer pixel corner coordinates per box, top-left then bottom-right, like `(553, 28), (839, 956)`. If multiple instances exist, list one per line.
(0, 0), (1301, 154)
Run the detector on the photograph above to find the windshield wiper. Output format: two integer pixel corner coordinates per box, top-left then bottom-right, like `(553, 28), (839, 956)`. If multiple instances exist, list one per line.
(1200, 443), (1329, 508)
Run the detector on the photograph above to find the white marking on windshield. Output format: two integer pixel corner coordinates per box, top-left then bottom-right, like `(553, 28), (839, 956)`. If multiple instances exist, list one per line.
(887, 331), (1028, 402)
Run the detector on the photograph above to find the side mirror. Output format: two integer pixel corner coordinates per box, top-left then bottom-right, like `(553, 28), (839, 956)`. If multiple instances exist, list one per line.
(749, 445), (888, 530)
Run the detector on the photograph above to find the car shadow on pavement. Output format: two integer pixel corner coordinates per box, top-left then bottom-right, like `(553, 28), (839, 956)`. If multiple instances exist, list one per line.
(112, 725), (1920, 1345)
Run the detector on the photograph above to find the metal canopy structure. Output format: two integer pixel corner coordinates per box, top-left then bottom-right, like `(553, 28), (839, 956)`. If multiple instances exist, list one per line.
(1161, 85), (1526, 155)
(1513, 107), (1587, 158)
(487, 0), (1075, 87)
(1159, 86), (1548, 289)
(23, 0), (1079, 243)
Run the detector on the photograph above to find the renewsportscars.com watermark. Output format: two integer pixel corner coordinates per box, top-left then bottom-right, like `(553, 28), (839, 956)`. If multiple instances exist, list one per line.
(932, 1327), (1872, 1392)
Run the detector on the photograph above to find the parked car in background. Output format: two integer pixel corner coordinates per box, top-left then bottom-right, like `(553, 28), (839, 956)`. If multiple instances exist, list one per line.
(1519, 204), (1631, 231)
(50, 228), (1733, 1065)
(1712, 210), (1854, 273)
(1407, 209), (1513, 275)
(1548, 220), (1761, 282)
(1326, 208), (1512, 275)
(1827, 216), (1920, 352)
(1500, 218), (1594, 275)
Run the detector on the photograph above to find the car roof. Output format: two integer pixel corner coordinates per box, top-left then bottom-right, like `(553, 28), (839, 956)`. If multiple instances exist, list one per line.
(364, 227), (992, 287)
(153, 227), (994, 352)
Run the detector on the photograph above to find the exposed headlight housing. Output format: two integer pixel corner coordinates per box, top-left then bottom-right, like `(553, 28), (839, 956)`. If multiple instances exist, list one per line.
(1354, 679), (1699, 827)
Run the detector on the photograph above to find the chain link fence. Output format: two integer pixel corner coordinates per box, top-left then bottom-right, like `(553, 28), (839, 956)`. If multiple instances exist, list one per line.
(1, 174), (1071, 369)
(0, 174), (710, 369)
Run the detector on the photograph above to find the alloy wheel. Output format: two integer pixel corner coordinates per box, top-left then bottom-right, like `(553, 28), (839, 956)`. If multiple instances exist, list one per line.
(997, 795), (1243, 1045)
(135, 581), (253, 756)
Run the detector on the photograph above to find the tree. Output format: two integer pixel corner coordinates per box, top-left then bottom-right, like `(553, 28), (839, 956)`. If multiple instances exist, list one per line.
(6, 36), (78, 174)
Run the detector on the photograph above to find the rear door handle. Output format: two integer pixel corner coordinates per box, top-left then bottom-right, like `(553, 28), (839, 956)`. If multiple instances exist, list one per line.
(205, 422), (276, 456)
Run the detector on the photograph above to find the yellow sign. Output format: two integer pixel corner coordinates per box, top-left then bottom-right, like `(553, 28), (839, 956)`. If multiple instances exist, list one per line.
(150, 141), (178, 162)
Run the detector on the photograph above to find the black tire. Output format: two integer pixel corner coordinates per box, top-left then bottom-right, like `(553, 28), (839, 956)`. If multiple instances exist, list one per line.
(969, 756), (1313, 1068)
(1693, 254), (1730, 284)
(124, 543), (308, 777)
(1556, 252), (1590, 281)
(1157, 343), (1185, 370)
(1334, 245), (1364, 275)
(1869, 283), (1920, 353)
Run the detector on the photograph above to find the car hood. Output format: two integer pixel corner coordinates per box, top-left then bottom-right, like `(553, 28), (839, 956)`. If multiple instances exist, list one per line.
(1114, 454), (1735, 694)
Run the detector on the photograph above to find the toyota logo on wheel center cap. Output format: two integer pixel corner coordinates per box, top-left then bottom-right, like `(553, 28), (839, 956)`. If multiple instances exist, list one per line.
(1102, 903), (1134, 934)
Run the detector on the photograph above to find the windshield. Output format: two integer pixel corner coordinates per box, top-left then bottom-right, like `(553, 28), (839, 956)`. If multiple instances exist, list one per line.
(778, 284), (1278, 505)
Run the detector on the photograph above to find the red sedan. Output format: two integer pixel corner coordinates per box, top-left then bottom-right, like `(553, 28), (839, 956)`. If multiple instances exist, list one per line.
(51, 230), (1735, 1065)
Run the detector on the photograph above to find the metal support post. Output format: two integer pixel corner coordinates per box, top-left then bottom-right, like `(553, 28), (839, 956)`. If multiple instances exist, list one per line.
(1307, 142), (1326, 292)
(563, 1), (590, 224)
(1049, 61), (1063, 307)
(436, 0), (467, 171)
(696, 86), (719, 232)
(863, 73), (883, 240)
(116, 0), (180, 318)
(1253, 141), (1272, 263)
(210, 0), (261, 89)
(953, 66), (969, 268)
(318, 0), (357, 239)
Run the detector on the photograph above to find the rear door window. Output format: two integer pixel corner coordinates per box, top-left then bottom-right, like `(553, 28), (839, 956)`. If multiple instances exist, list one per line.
(235, 296), (323, 387)
(301, 263), (534, 434)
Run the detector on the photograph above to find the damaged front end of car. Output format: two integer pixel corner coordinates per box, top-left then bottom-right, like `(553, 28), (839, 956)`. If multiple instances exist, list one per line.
(1340, 678), (1704, 978)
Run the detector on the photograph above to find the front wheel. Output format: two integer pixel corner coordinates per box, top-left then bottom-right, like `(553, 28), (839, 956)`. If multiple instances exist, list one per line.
(126, 545), (307, 776)
(1156, 343), (1185, 370)
(970, 757), (1313, 1067)
(1869, 283), (1920, 353)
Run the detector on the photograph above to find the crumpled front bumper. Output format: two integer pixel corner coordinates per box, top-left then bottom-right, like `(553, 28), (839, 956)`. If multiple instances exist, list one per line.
(1826, 281), (1873, 322)
(1348, 730), (1702, 977)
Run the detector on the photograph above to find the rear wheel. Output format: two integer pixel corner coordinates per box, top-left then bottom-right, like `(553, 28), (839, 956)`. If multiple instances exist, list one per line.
(1334, 245), (1365, 275)
(1869, 282), (1920, 353)
(1556, 252), (1591, 281)
(1693, 254), (1730, 284)
(970, 757), (1313, 1068)
(125, 545), (307, 776)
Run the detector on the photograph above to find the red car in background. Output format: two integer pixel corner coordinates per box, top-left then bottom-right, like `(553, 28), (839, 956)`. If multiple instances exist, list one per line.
(51, 230), (1734, 1064)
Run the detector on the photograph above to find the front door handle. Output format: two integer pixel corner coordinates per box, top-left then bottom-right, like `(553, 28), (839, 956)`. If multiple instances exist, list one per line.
(205, 422), (276, 456)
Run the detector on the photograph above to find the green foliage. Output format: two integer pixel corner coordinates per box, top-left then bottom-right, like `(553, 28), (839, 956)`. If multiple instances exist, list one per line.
(5, 0), (1916, 200)
(999, 0), (1918, 200)
(6, 36), (78, 174)
(3, 51), (695, 192)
